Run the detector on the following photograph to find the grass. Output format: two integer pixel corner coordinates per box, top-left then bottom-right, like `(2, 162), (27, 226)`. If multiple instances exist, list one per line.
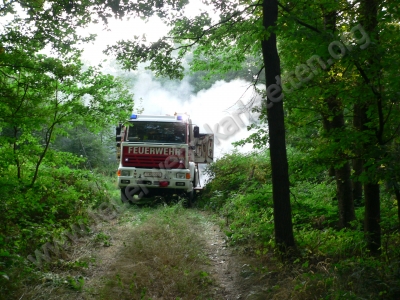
(97, 203), (215, 299)
(10, 201), (217, 300)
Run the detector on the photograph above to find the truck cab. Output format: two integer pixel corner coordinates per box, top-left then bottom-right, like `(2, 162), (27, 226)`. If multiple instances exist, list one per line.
(116, 113), (213, 205)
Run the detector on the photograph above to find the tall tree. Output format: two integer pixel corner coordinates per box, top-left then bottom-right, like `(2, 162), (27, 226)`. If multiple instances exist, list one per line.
(322, 6), (355, 229)
(262, 0), (295, 250)
(357, 0), (381, 254)
(321, 95), (356, 228)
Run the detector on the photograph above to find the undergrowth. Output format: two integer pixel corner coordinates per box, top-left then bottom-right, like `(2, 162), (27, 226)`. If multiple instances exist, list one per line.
(0, 165), (117, 299)
(198, 148), (400, 299)
(5, 203), (216, 300)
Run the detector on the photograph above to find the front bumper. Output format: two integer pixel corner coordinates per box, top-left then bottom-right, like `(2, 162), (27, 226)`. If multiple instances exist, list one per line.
(117, 167), (193, 192)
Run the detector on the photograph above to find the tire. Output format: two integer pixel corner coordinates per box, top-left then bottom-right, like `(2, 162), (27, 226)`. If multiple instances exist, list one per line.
(188, 188), (194, 208)
(121, 188), (129, 204)
(120, 187), (146, 204)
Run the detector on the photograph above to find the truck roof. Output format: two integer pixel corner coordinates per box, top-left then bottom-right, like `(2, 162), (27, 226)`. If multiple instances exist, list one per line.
(129, 114), (189, 123)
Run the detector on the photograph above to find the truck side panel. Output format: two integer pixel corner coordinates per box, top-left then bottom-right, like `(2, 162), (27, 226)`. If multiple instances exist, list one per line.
(193, 134), (214, 164)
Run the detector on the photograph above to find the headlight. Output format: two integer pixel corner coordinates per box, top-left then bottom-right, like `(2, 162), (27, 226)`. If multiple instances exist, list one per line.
(121, 170), (130, 176)
(176, 173), (186, 179)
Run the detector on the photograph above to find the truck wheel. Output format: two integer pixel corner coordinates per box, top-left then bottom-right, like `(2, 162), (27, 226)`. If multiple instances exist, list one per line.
(188, 179), (199, 207)
(121, 187), (143, 204)
(121, 188), (129, 204)
(188, 189), (194, 208)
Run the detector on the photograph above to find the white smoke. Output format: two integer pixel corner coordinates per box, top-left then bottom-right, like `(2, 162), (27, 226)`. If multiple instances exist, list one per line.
(130, 71), (261, 158)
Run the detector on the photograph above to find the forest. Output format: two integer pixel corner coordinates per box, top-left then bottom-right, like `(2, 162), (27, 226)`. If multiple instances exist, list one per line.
(1, 0), (400, 299)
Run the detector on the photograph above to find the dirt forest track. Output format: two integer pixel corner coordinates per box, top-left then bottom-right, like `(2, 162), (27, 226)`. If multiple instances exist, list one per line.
(18, 204), (270, 300)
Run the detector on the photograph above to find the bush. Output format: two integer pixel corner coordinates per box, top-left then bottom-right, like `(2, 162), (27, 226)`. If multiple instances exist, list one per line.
(0, 164), (115, 297)
(200, 149), (271, 210)
(222, 184), (275, 246)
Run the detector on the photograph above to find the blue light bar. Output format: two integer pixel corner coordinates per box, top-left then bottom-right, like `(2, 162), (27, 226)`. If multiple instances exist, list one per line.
(177, 115), (183, 120)
(130, 114), (137, 119)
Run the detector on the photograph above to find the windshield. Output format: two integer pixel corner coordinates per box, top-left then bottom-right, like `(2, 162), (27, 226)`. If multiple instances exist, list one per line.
(127, 121), (186, 143)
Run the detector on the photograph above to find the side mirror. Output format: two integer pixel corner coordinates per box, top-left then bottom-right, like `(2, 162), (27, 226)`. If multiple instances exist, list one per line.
(116, 125), (121, 135)
(193, 126), (200, 138)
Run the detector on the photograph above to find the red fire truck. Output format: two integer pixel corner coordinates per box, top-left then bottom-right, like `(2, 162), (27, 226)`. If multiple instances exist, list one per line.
(116, 113), (214, 205)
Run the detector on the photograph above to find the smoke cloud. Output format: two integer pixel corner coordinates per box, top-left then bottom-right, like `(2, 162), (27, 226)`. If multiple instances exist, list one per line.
(129, 71), (261, 158)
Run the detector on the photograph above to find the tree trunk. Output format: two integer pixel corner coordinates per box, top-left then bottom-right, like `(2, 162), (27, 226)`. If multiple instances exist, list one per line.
(352, 158), (363, 206)
(354, 101), (382, 253)
(328, 167), (335, 179)
(395, 186), (400, 227)
(321, 116), (336, 181)
(352, 105), (364, 205)
(358, 0), (381, 255)
(262, 0), (295, 253)
(322, 95), (356, 228)
(335, 163), (355, 228)
(12, 126), (22, 179)
(321, 11), (355, 228)
(364, 182), (381, 254)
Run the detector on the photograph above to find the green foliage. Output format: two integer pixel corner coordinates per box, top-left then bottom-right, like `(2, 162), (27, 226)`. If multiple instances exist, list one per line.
(94, 232), (112, 247)
(0, 3), (137, 294)
(288, 251), (400, 300)
(0, 166), (108, 254)
(187, 56), (265, 93)
(0, 48), (133, 186)
(0, 166), (115, 297)
(202, 148), (400, 299)
(290, 180), (337, 228)
(52, 125), (118, 175)
(202, 150), (271, 206)
(66, 275), (85, 291)
(222, 184), (274, 245)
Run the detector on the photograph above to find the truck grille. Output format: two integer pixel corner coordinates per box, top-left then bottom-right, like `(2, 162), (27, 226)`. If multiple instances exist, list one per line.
(121, 145), (187, 169)
(122, 154), (185, 169)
